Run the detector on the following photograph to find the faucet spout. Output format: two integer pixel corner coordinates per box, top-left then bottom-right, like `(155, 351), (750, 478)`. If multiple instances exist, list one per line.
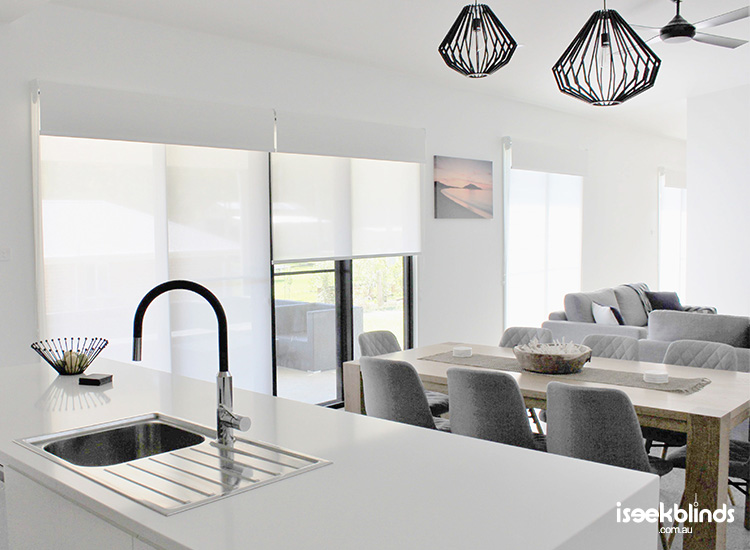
(132, 280), (249, 445)
(132, 280), (228, 372)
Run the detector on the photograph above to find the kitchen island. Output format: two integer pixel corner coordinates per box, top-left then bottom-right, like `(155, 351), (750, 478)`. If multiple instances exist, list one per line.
(0, 359), (658, 549)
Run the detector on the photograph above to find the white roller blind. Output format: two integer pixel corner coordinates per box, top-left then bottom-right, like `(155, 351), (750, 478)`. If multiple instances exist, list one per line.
(34, 80), (275, 151)
(351, 158), (421, 257)
(165, 146), (273, 392)
(507, 137), (588, 176)
(271, 153), (421, 262)
(39, 136), (274, 394)
(275, 110), (426, 162)
(270, 153), (352, 262)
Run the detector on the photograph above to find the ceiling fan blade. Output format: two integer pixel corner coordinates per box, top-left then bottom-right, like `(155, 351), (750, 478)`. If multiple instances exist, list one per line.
(630, 24), (662, 31)
(693, 6), (749, 30)
(692, 32), (748, 49)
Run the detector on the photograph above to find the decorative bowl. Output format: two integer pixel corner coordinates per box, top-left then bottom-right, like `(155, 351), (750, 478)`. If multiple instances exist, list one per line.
(513, 343), (591, 375)
(31, 337), (108, 376)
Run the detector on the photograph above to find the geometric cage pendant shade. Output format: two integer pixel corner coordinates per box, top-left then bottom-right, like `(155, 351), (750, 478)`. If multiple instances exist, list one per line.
(439, 2), (517, 78)
(552, 5), (661, 106)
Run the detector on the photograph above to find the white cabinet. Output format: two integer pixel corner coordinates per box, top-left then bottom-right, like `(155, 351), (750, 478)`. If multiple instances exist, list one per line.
(5, 468), (160, 550)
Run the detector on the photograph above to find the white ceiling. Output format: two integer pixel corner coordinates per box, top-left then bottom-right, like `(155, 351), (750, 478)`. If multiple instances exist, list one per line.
(9, 0), (750, 139)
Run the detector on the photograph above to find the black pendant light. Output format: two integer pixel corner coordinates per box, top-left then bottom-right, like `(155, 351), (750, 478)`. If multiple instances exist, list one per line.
(439, 2), (517, 78)
(552, 1), (661, 106)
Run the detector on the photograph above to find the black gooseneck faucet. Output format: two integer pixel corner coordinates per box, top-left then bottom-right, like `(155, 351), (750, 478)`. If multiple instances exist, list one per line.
(132, 280), (250, 446)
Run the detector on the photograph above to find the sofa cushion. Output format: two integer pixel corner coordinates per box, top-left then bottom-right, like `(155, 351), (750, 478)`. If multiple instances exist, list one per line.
(645, 291), (683, 311)
(592, 302), (625, 325)
(648, 310), (750, 349)
(564, 288), (618, 323)
(613, 285), (649, 327)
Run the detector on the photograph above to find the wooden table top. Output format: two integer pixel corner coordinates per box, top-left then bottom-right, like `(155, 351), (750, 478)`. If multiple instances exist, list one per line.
(347, 342), (750, 427)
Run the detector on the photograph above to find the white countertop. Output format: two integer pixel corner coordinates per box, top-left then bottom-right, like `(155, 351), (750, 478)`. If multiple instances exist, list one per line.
(0, 359), (658, 549)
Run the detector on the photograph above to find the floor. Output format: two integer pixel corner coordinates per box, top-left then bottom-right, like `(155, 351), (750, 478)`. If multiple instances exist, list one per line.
(276, 366), (338, 404)
(656, 465), (749, 549)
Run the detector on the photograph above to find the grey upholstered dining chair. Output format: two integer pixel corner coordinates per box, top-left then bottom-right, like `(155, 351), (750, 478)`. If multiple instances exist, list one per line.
(360, 357), (450, 432)
(546, 381), (672, 549)
(358, 330), (401, 357)
(358, 330), (449, 416)
(499, 327), (553, 348)
(447, 368), (545, 451)
(500, 327), (553, 433)
(581, 334), (639, 361)
(664, 339), (738, 371)
(643, 340), (739, 457)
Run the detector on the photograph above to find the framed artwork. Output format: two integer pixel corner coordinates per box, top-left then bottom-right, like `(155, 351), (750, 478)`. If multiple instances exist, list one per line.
(434, 155), (493, 219)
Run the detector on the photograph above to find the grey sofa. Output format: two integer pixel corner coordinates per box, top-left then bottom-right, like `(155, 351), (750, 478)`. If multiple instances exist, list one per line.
(275, 300), (364, 371)
(639, 310), (750, 372)
(543, 285), (651, 342)
(542, 285), (749, 372)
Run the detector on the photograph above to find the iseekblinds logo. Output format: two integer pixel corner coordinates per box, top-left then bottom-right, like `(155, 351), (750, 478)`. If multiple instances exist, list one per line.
(616, 495), (735, 535)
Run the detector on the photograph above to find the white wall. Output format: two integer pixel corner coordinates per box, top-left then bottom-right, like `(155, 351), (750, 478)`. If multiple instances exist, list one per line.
(0, 5), (685, 368)
(686, 85), (750, 317)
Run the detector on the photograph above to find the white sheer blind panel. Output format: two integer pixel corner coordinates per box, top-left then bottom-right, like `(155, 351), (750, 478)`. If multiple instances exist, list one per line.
(505, 169), (583, 328)
(509, 138), (588, 177)
(35, 81), (275, 151)
(658, 169), (687, 297)
(40, 137), (171, 373)
(351, 159), (421, 257)
(39, 136), (273, 394)
(271, 153), (352, 262)
(271, 153), (421, 263)
(166, 146), (273, 392)
(275, 110), (426, 162)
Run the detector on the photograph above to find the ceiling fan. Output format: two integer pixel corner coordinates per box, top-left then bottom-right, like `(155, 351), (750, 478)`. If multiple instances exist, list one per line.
(632, 0), (749, 49)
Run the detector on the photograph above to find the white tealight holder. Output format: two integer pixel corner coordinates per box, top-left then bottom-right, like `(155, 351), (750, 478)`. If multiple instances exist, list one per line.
(453, 346), (472, 358)
(643, 371), (669, 384)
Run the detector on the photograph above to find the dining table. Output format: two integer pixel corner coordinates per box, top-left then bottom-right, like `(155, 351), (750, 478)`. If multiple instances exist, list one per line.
(343, 342), (750, 550)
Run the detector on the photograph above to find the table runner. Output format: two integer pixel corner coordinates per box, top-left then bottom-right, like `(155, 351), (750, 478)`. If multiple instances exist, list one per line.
(419, 352), (711, 395)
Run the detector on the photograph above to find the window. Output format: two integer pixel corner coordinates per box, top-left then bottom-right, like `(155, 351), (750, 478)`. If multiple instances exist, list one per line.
(270, 152), (419, 405)
(658, 169), (687, 296)
(34, 84), (424, 406)
(505, 169), (583, 328)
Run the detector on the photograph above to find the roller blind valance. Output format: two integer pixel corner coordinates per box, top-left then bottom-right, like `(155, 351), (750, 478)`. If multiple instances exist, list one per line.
(275, 110), (426, 163)
(504, 137), (588, 177)
(34, 81), (276, 151)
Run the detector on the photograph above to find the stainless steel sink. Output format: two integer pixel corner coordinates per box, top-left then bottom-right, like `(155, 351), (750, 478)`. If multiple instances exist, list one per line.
(42, 418), (205, 467)
(16, 413), (331, 515)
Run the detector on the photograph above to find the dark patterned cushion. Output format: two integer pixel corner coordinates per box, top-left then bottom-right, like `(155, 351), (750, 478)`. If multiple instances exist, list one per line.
(425, 390), (450, 416)
(645, 291), (684, 311)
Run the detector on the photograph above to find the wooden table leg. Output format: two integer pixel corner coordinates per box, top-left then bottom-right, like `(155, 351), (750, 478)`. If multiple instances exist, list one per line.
(682, 412), (730, 550)
(343, 363), (364, 414)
